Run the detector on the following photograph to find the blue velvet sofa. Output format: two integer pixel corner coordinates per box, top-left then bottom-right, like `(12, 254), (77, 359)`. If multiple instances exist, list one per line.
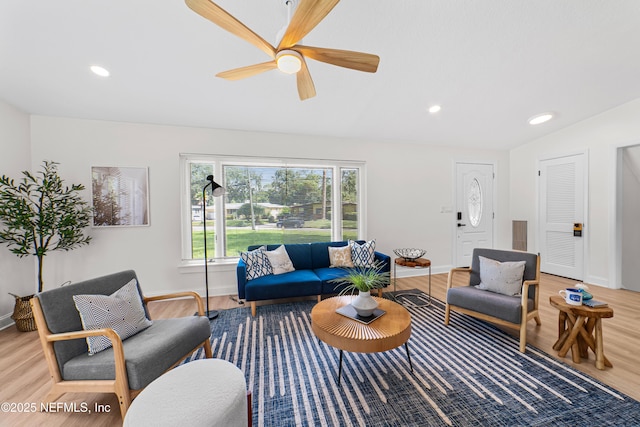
(237, 241), (391, 316)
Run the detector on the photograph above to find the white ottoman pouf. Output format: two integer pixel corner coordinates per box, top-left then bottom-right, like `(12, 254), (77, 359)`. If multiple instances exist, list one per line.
(124, 358), (248, 427)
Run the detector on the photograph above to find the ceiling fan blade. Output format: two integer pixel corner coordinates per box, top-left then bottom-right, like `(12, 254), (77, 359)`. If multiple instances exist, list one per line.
(295, 45), (379, 73)
(186, 0), (276, 58)
(277, 0), (340, 50)
(296, 57), (316, 100)
(216, 61), (277, 80)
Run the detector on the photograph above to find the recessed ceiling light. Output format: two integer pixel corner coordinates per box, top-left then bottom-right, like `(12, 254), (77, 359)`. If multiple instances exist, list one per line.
(90, 65), (110, 77)
(428, 105), (441, 114)
(528, 112), (553, 125)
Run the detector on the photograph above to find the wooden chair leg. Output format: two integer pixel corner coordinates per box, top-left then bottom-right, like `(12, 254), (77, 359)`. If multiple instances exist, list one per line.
(444, 304), (451, 325)
(519, 322), (527, 353)
(204, 338), (213, 358)
(115, 384), (131, 419)
(250, 302), (256, 317)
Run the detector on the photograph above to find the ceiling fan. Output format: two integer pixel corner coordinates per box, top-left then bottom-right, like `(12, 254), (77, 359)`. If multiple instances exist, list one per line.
(185, 0), (380, 100)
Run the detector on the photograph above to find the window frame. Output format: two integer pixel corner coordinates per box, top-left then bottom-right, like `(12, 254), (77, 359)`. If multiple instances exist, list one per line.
(180, 154), (366, 262)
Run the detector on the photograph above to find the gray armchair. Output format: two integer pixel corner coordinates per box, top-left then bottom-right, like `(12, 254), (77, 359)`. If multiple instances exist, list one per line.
(31, 270), (213, 419)
(445, 248), (541, 353)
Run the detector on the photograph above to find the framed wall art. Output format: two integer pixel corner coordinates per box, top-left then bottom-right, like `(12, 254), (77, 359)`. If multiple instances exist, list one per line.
(91, 166), (150, 227)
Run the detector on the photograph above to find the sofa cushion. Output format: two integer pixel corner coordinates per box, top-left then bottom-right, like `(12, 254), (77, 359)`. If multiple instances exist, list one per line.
(447, 286), (534, 324)
(265, 245), (295, 275)
(349, 240), (376, 267)
(314, 267), (351, 294)
(244, 270), (321, 301)
(62, 316), (211, 390)
(476, 256), (526, 296)
(249, 243), (313, 270)
(73, 279), (153, 355)
(310, 241), (348, 269)
(240, 246), (272, 280)
(328, 245), (354, 268)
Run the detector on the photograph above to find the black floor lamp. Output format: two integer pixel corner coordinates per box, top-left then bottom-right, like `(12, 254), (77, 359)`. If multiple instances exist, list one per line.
(202, 175), (225, 320)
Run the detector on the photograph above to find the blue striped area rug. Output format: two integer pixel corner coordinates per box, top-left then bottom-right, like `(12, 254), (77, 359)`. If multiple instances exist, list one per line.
(186, 292), (640, 427)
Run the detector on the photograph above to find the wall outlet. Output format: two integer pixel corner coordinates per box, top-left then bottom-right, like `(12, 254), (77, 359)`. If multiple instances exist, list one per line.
(440, 206), (453, 213)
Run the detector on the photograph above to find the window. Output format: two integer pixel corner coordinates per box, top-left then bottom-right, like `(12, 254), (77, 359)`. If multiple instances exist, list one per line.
(341, 168), (359, 241)
(181, 155), (365, 260)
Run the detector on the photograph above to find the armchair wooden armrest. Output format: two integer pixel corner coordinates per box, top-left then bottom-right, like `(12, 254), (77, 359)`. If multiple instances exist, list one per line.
(44, 327), (128, 390)
(447, 267), (471, 289)
(46, 327), (122, 344)
(521, 279), (540, 311)
(143, 291), (205, 317)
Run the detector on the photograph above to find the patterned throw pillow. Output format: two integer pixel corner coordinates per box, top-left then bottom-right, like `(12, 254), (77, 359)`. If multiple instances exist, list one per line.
(328, 245), (354, 268)
(240, 246), (273, 280)
(476, 256), (526, 296)
(73, 279), (153, 355)
(265, 245), (295, 275)
(349, 240), (376, 268)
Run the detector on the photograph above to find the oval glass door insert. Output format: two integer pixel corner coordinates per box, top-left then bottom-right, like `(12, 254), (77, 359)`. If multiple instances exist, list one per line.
(468, 178), (482, 227)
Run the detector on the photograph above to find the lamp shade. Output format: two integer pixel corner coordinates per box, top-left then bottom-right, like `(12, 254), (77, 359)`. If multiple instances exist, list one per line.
(206, 175), (225, 197)
(212, 184), (225, 197)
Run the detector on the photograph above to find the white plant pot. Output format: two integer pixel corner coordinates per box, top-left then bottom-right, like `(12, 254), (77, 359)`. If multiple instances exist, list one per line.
(351, 290), (378, 317)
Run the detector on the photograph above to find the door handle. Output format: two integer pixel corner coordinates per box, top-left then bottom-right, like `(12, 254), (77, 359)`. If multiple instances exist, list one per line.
(457, 223), (466, 227)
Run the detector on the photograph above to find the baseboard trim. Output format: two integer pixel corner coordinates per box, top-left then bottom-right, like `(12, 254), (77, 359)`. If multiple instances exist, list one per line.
(586, 275), (610, 289)
(0, 313), (15, 331)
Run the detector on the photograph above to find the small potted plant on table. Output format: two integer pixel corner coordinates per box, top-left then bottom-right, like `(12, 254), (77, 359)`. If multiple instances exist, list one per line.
(0, 161), (92, 331)
(330, 260), (390, 317)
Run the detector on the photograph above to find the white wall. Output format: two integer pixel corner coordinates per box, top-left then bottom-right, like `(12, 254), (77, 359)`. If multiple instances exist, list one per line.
(0, 99), (32, 329)
(621, 147), (640, 291)
(510, 98), (640, 288)
(28, 115), (510, 298)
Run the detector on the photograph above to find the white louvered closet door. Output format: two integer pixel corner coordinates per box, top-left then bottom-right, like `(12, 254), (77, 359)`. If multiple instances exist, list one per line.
(539, 153), (585, 280)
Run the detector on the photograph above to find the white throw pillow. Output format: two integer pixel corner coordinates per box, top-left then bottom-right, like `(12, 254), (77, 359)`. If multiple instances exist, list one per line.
(476, 256), (526, 296)
(240, 246), (273, 280)
(73, 278), (153, 355)
(349, 240), (376, 267)
(265, 245), (295, 275)
(328, 245), (354, 268)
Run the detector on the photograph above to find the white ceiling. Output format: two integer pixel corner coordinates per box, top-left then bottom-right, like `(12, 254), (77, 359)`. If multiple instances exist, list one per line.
(1, 0), (639, 150)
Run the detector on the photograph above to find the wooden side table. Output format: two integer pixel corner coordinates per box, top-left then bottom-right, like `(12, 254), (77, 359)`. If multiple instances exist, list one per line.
(392, 257), (431, 306)
(311, 296), (412, 384)
(549, 295), (614, 370)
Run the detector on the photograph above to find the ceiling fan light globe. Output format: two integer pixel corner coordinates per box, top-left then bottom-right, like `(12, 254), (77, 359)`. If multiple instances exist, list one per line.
(276, 50), (302, 74)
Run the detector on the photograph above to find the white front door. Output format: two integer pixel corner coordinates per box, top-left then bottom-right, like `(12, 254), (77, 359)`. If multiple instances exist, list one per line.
(539, 153), (586, 280)
(455, 163), (494, 267)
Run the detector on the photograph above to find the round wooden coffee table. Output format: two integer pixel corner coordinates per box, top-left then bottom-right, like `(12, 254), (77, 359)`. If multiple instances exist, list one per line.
(311, 296), (412, 383)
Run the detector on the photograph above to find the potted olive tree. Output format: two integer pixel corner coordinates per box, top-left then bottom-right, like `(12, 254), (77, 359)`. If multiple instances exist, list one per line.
(0, 161), (92, 331)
